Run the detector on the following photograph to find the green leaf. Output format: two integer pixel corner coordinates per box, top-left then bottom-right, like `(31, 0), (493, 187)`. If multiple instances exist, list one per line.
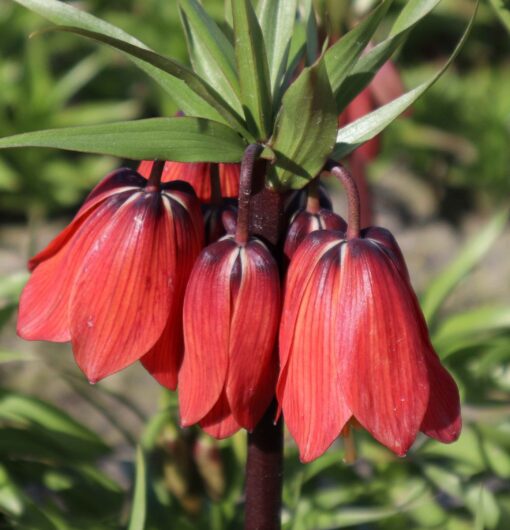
(490, 0), (510, 33)
(0, 351), (37, 364)
(300, 0), (319, 66)
(335, 0), (442, 111)
(45, 25), (251, 139)
(324, 0), (393, 102)
(257, 0), (298, 97)
(128, 446), (146, 530)
(421, 209), (508, 326)
(332, 0), (479, 160)
(0, 390), (108, 460)
(232, 0), (272, 138)
(268, 58), (337, 189)
(433, 306), (510, 353)
(12, 0), (223, 122)
(179, 0), (243, 114)
(0, 117), (246, 162)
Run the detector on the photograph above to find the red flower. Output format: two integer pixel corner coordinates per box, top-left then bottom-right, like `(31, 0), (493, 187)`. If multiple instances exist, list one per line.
(138, 160), (240, 203)
(278, 227), (461, 462)
(18, 168), (203, 386)
(179, 235), (280, 438)
(284, 209), (346, 259)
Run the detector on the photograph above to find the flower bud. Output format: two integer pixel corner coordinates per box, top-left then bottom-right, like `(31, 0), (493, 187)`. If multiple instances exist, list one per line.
(179, 235), (280, 438)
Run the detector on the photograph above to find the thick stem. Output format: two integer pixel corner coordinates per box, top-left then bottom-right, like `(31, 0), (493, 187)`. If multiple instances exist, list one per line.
(146, 159), (165, 192)
(245, 402), (283, 530)
(324, 160), (361, 239)
(243, 157), (285, 530)
(236, 144), (264, 245)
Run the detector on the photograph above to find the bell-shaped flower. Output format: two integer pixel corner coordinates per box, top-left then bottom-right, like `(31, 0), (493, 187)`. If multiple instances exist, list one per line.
(138, 160), (240, 203)
(18, 167), (203, 387)
(179, 235), (280, 438)
(278, 226), (461, 462)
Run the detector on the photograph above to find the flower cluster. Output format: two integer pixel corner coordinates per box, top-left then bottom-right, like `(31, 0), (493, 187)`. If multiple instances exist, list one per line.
(18, 154), (461, 462)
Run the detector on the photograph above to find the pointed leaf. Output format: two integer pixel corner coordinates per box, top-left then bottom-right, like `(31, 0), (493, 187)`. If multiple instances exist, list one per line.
(332, 0), (479, 160)
(490, 0), (510, 33)
(12, 0), (223, 122)
(324, 0), (393, 101)
(335, 0), (442, 112)
(47, 26), (251, 138)
(269, 59), (337, 189)
(179, 0), (243, 114)
(128, 446), (146, 530)
(232, 0), (272, 138)
(421, 209), (508, 326)
(0, 117), (246, 162)
(257, 0), (298, 97)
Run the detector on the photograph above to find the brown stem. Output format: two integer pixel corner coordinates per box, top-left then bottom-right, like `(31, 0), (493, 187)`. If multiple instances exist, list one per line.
(306, 179), (321, 214)
(146, 160), (165, 192)
(324, 160), (361, 239)
(235, 144), (264, 245)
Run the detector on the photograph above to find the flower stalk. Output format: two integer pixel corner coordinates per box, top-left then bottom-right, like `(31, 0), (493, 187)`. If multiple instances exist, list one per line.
(324, 161), (361, 239)
(235, 144), (264, 245)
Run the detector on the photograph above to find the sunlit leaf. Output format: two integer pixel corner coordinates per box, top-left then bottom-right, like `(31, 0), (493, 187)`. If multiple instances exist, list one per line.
(179, 0), (243, 114)
(332, 0), (480, 160)
(257, 0), (297, 98)
(232, 0), (272, 138)
(0, 117), (246, 162)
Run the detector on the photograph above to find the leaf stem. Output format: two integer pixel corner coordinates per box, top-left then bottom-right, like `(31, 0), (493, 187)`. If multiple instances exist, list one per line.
(146, 160), (165, 191)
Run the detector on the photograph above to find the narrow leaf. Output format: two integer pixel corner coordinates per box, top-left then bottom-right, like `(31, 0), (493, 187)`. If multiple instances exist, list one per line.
(269, 59), (338, 189)
(232, 0), (272, 138)
(0, 117), (246, 162)
(490, 0), (510, 33)
(48, 26), (252, 139)
(335, 0), (442, 112)
(12, 0), (223, 122)
(421, 209), (508, 326)
(324, 0), (394, 100)
(128, 446), (147, 530)
(257, 0), (298, 97)
(332, 0), (479, 159)
(179, 0), (243, 114)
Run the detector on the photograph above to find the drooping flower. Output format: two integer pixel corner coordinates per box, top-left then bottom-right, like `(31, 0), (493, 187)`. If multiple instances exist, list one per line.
(278, 226), (461, 462)
(18, 167), (203, 387)
(138, 160), (240, 203)
(179, 235), (280, 438)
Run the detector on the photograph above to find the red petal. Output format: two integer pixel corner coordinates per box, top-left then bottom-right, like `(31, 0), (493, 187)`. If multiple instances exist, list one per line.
(279, 231), (343, 377)
(141, 191), (204, 389)
(339, 239), (429, 456)
(278, 244), (351, 462)
(218, 163), (240, 198)
(29, 169), (143, 271)
(17, 194), (132, 342)
(199, 391), (241, 439)
(226, 241), (280, 430)
(163, 162), (211, 201)
(421, 352), (462, 442)
(69, 192), (174, 382)
(178, 239), (238, 426)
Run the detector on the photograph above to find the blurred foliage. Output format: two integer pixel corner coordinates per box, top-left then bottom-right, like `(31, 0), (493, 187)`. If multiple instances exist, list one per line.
(1, 0), (510, 529)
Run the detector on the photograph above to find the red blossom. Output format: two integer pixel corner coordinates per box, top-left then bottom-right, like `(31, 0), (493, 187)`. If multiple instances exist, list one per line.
(179, 235), (280, 438)
(278, 227), (461, 462)
(18, 168), (203, 386)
